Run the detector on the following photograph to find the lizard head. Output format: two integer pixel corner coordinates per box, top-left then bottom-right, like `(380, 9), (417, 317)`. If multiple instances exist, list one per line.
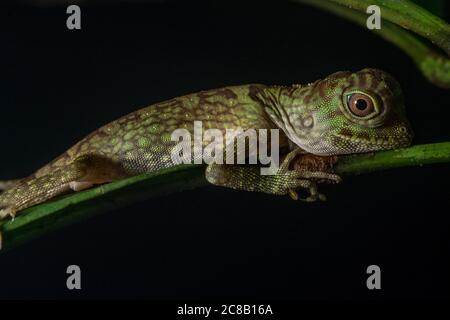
(278, 68), (413, 155)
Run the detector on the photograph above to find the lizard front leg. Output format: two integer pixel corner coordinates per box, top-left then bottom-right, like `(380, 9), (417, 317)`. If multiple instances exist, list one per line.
(205, 148), (341, 201)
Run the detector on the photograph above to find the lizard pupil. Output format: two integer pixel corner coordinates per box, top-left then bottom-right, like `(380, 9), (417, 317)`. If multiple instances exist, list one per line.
(355, 99), (367, 110)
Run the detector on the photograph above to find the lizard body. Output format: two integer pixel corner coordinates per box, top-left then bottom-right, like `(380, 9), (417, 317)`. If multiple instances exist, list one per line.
(0, 68), (413, 219)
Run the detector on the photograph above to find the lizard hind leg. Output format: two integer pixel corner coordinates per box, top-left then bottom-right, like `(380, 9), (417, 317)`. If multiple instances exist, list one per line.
(0, 155), (128, 220)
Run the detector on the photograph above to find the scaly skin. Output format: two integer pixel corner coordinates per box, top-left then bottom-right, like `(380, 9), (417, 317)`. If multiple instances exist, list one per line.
(0, 68), (413, 219)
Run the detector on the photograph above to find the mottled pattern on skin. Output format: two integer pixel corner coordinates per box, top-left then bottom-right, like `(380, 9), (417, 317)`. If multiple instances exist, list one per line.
(254, 69), (411, 156)
(0, 69), (413, 219)
(33, 85), (273, 178)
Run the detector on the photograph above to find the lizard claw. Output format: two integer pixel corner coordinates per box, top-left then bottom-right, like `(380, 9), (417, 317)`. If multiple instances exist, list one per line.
(286, 180), (328, 202)
(302, 192), (327, 202)
(301, 182), (327, 202)
(288, 189), (299, 201)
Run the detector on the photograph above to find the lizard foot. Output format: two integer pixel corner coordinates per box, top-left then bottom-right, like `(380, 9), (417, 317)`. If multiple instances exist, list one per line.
(279, 169), (342, 202)
(0, 207), (17, 221)
(278, 150), (341, 202)
(288, 182), (326, 202)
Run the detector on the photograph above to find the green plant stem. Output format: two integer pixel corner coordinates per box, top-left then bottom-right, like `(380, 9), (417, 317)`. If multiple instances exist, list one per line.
(296, 0), (450, 88)
(1, 142), (449, 252)
(334, 141), (450, 174)
(327, 0), (450, 55)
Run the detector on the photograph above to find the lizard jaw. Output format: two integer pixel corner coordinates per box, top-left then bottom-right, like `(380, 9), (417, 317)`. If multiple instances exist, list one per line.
(333, 132), (412, 150)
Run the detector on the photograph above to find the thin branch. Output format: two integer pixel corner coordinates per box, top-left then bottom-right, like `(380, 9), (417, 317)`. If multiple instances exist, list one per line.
(328, 0), (450, 55)
(1, 142), (449, 252)
(296, 0), (450, 88)
(335, 141), (450, 175)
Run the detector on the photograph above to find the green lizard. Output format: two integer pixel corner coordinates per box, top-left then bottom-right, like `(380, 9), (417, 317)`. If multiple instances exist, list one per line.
(0, 68), (413, 220)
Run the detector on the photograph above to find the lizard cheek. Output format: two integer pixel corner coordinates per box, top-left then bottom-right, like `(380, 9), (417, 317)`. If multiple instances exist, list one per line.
(300, 115), (315, 132)
(302, 116), (314, 128)
(292, 114), (315, 134)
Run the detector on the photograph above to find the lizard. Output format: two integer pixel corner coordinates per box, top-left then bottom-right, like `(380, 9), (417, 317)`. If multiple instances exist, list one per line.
(0, 68), (413, 220)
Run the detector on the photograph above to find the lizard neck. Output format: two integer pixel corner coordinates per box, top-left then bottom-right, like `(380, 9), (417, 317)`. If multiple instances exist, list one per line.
(254, 84), (320, 150)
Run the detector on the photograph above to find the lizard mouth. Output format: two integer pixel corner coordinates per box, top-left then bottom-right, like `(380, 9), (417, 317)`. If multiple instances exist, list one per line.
(334, 133), (412, 148)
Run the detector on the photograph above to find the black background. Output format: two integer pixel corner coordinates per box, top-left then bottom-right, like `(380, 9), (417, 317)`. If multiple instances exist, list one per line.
(0, 0), (449, 301)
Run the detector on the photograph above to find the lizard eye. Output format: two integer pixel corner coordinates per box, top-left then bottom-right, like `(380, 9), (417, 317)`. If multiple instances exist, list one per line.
(346, 92), (376, 118)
